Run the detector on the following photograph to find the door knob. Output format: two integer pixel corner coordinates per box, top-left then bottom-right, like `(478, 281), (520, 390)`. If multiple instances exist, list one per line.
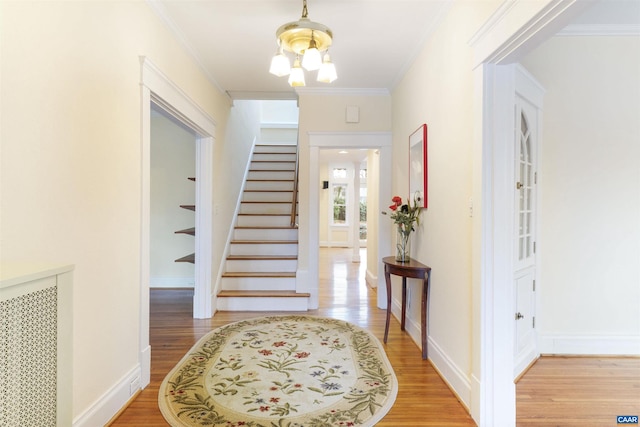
(516, 182), (523, 190)
(515, 312), (524, 320)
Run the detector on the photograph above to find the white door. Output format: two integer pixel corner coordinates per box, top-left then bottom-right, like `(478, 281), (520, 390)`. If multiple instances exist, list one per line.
(513, 92), (540, 378)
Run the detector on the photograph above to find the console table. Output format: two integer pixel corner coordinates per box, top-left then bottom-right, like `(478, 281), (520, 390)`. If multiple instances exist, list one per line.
(382, 256), (431, 359)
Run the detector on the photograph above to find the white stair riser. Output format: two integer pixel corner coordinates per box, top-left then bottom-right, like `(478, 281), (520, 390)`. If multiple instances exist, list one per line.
(237, 215), (292, 227)
(252, 153), (296, 162)
(254, 145), (297, 154)
(248, 171), (295, 180)
(245, 181), (294, 191)
(220, 276), (296, 291)
(225, 259), (297, 273)
(250, 162), (295, 171)
(216, 296), (308, 311)
(230, 243), (298, 256)
(243, 191), (293, 202)
(234, 228), (298, 240)
(240, 203), (292, 214)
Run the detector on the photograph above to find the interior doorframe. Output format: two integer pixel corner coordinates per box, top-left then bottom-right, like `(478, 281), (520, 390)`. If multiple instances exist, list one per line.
(139, 57), (216, 387)
(308, 132), (392, 310)
(468, 1), (590, 425)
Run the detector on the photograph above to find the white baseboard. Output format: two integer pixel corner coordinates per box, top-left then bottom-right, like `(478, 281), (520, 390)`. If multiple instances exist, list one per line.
(141, 345), (151, 388)
(389, 301), (471, 408)
(470, 374), (481, 424)
(150, 276), (194, 288)
(539, 334), (640, 355)
(73, 365), (141, 427)
(319, 242), (349, 248)
(365, 269), (377, 289)
(427, 335), (472, 409)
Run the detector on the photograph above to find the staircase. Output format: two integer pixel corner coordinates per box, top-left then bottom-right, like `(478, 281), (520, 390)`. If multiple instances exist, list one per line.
(216, 143), (309, 311)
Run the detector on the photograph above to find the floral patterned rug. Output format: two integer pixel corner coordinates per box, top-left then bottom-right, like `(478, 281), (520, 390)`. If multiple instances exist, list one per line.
(158, 315), (398, 426)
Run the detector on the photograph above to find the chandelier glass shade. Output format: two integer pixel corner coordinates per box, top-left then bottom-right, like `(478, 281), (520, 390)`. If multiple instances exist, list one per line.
(269, 0), (336, 86)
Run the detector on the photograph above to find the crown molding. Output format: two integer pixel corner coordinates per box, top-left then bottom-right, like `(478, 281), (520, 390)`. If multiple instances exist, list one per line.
(556, 24), (640, 36)
(146, 0), (226, 95)
(295, 87), (390, 97)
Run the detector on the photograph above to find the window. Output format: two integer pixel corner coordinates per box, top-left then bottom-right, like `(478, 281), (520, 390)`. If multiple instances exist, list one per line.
(360, 186), (367, 240)
(332, 184), (347, 224)
(333, 168), (348, 179)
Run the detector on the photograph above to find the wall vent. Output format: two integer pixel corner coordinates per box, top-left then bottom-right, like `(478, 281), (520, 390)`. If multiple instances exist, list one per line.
(0, 285), (58, 426)
(0, 265), (73, 427)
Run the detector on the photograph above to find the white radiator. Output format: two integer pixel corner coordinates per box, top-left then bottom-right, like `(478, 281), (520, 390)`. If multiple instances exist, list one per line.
(0, 264), (73, 427)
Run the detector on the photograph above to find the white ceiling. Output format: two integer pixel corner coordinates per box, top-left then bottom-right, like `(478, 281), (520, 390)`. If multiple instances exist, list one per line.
(150, 0), (639, 99)
(150, 0), (451, 97)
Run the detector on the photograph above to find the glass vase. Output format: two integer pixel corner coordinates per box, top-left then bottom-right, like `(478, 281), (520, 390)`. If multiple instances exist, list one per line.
(395, 226), (411, 262)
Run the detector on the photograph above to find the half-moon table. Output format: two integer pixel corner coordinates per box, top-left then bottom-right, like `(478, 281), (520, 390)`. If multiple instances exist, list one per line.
(382, 256), (431, 359)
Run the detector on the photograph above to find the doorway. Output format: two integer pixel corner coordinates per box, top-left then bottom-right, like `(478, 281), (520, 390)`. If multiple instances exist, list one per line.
(308, 132), (392, 310)
(139, 57), (216, 388)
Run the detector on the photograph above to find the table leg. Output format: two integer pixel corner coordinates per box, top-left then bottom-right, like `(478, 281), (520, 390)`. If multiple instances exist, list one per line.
(421, 274), (429, 360)
(384, 268), (392, 343)
(401, 277), (407, 331)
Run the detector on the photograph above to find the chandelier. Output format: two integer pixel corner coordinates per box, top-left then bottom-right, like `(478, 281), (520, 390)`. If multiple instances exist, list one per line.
(269, 0), (337, 87)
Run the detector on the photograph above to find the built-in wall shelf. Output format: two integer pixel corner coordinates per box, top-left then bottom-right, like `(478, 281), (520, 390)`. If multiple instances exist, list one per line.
(175, 177), (195, 264)
(175, 227), (195, 236)
(175, 253), (195, 263)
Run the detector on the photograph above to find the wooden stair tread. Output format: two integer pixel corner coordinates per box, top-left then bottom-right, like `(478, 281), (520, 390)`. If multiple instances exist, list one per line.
(246, 179), (294, 182)
(175, 227), (195, 235)
(234, 226), (297, 230)
(230, 240), (297, 244)
(217, 290), (310, 298)
(241, 201), (294, 204)
(251, 160), (295, 163)
(238, 213), (292, 216)
(222, 272), (296, 278)
(243, 190), (293, 193)
(227, 255), (297, 260)
(175, 253), (195, 263)
(180, 205), (195, 211)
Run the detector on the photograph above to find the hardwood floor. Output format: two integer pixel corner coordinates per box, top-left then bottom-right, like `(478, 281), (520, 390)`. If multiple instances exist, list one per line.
(111, 248), (639, 426)
(517, 356), (640, 426)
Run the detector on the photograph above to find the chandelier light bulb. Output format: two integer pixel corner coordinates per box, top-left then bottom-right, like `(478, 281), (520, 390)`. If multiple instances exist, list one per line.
(317, 52), (337, 83)
(302, 36), (322, 71)
(288, 57), (306, 87)
(269, 48), (291, 77)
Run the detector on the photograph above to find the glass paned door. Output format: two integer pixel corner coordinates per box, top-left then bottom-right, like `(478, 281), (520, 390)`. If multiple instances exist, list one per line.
(515, 105), (536, 270)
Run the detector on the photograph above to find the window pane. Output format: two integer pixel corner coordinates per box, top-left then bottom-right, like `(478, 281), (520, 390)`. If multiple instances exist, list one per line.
(332, 184), (347, 224)
(333, 168), (347, 179)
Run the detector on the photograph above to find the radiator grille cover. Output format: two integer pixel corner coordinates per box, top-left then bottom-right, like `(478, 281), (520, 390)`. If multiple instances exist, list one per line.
(0, 286), (58, 427)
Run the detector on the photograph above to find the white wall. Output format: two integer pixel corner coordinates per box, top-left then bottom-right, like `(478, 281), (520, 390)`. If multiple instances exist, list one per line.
(522, 36), (640, 354)
(150, 110), (196, 288)
(391, 0), (500, 408)
(214, 99), (262, 274)
(0, 1), (232, 424)
(260, 100), (299, 144)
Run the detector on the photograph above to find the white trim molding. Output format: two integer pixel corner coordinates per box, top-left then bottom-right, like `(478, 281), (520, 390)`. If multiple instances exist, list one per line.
(557, 24), (640, 37)
(139, 57), (217, 398)
(539, 335), (640, 356)
(73, 365), (141, 427)
(468, 2), (593, 425)
(469, 0), (593, 66)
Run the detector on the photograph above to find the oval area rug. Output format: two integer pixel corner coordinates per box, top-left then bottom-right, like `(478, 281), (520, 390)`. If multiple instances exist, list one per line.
(158, 315), (398, 426)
